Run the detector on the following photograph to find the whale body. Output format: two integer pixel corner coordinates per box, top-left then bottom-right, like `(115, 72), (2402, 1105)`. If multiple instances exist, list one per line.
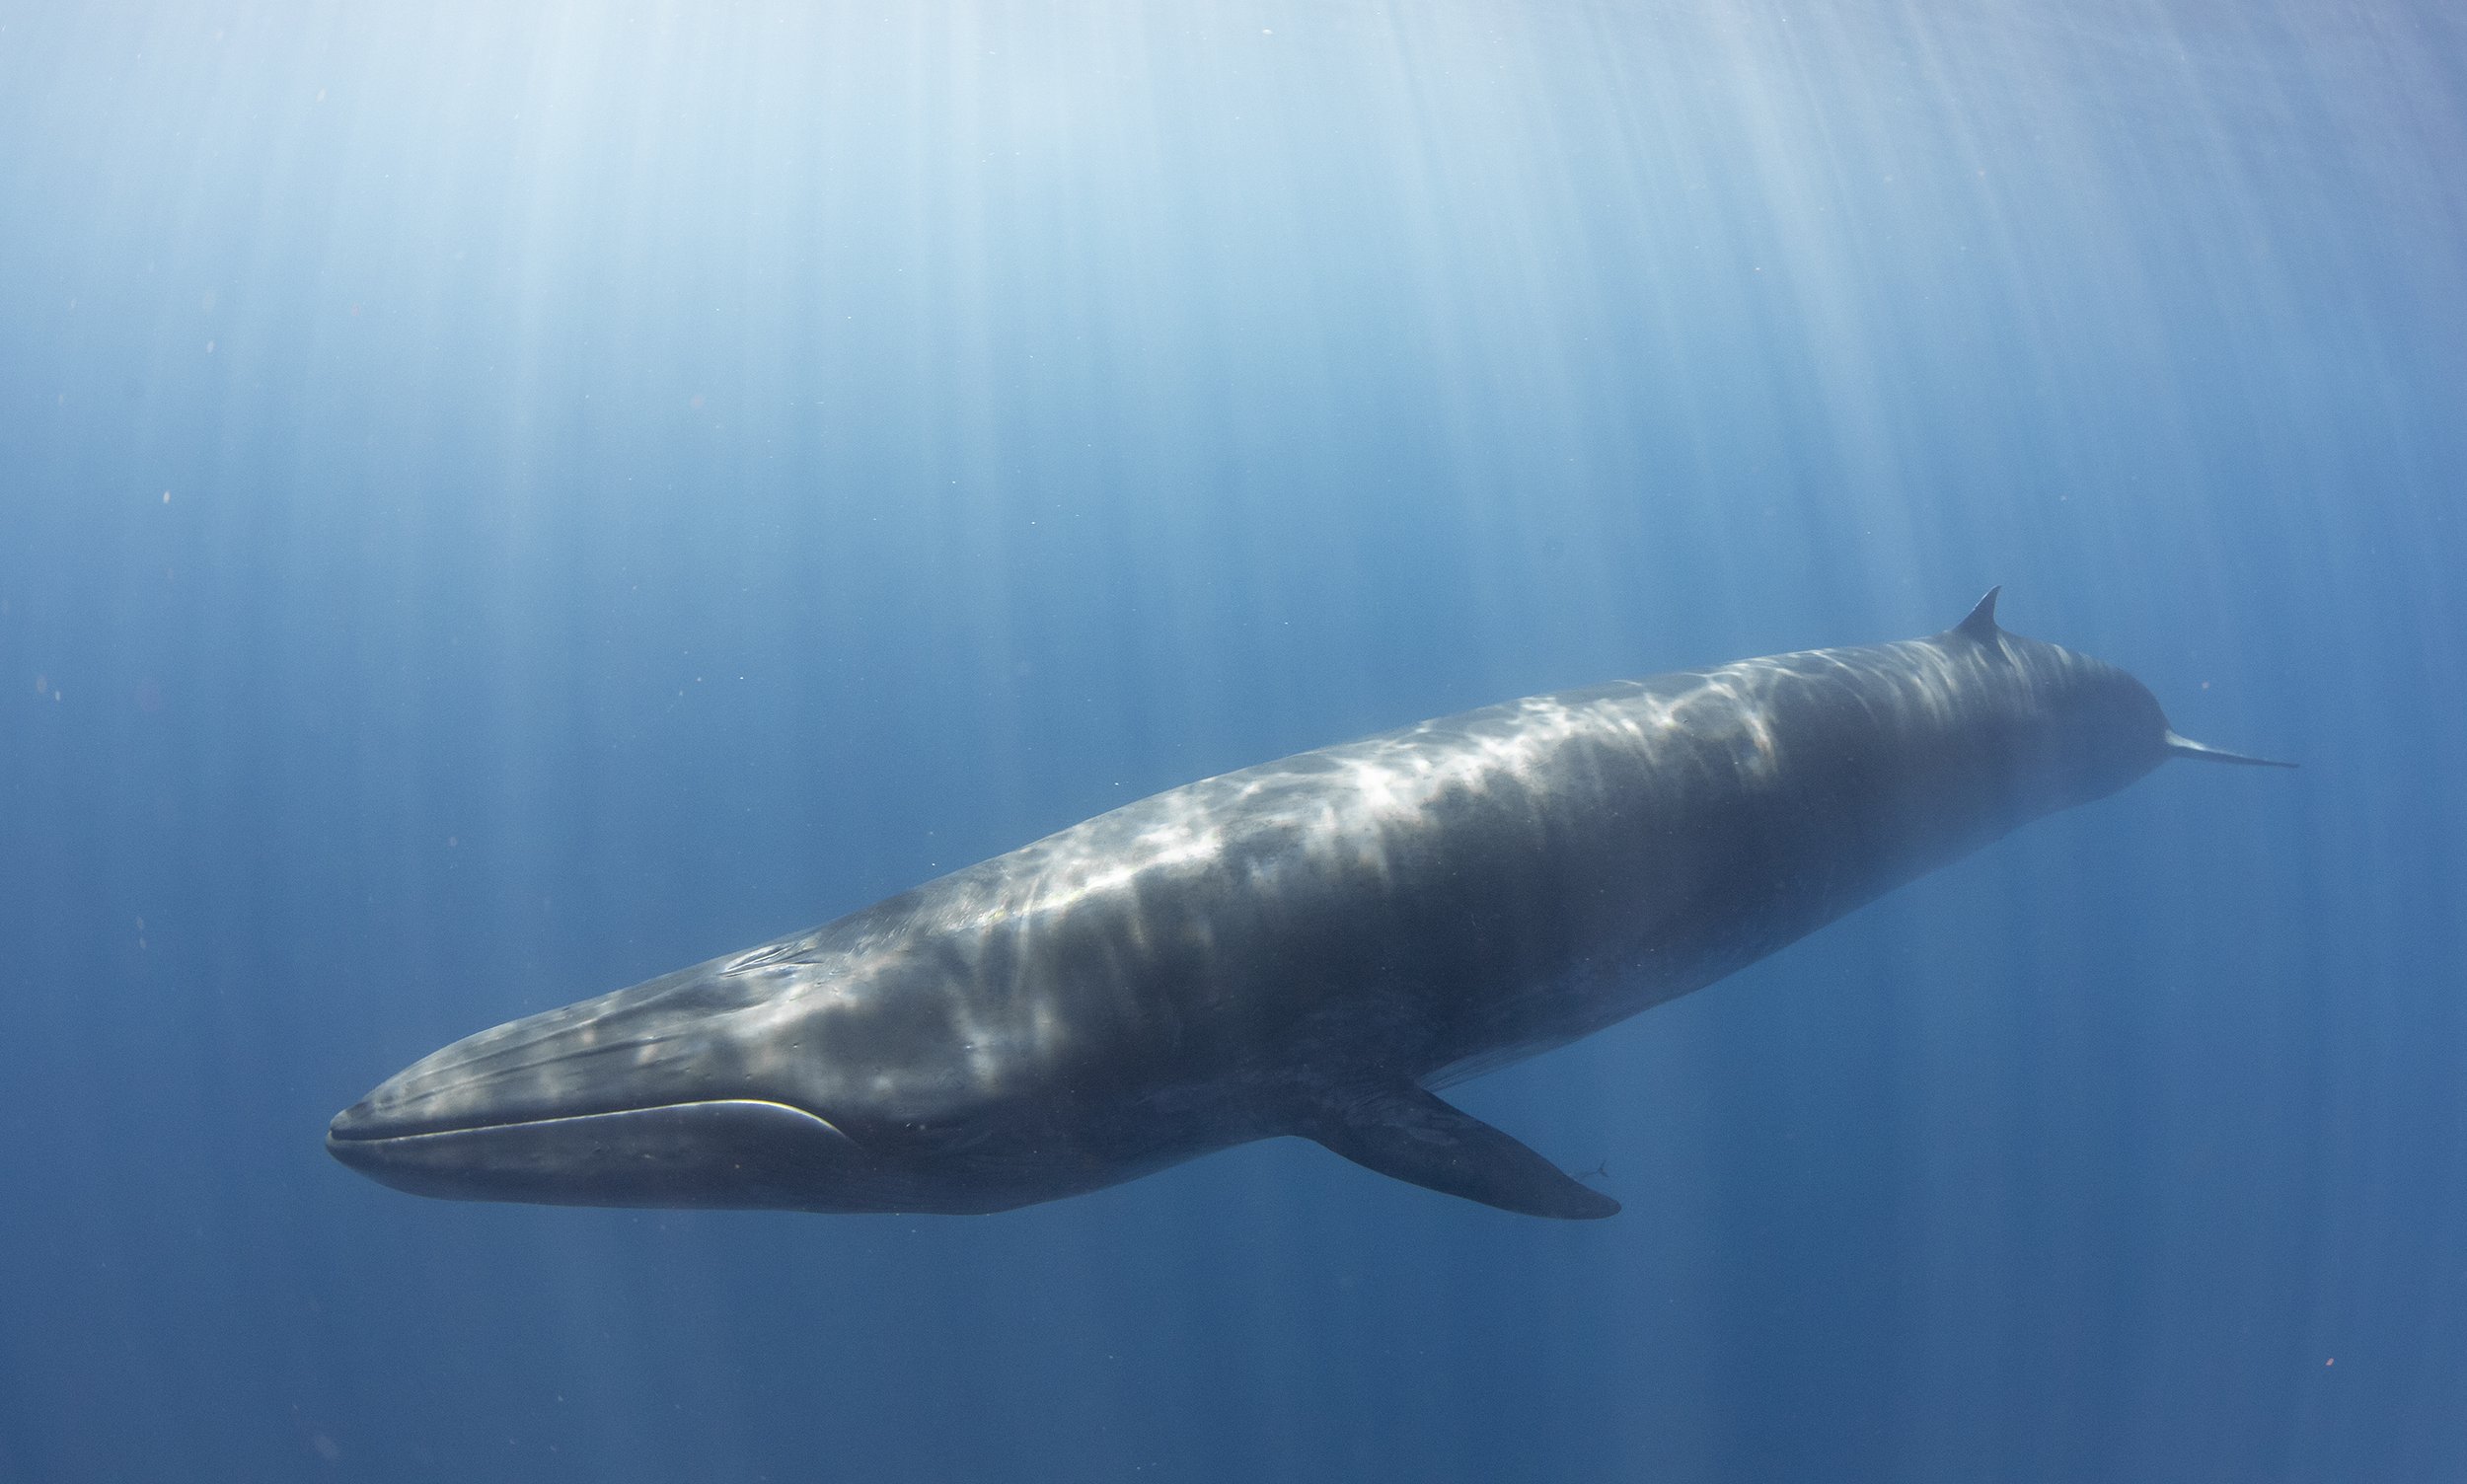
(327, 592), (2287, 1219)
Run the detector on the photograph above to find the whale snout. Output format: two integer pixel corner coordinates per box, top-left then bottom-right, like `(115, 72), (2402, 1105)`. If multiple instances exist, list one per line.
(324, 1096), (393, 1149)
(325, 979), (893, 1211)
(326, 1092), (870, 1209)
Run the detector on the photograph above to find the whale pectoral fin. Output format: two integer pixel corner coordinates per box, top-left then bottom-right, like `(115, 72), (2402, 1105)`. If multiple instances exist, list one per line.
(1302, 1085), (1619, 1221)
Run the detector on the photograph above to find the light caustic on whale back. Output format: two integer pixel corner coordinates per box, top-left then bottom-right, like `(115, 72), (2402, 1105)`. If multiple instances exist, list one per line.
(327, 591), (2290, 1221)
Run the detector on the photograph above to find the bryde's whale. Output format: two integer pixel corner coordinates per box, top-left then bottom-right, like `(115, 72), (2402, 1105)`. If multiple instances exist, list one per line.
(328, 593), (2288, 1220)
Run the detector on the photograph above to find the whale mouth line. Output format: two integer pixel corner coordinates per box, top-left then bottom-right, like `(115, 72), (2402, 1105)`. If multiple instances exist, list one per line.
(325, 1098), (848, 1147)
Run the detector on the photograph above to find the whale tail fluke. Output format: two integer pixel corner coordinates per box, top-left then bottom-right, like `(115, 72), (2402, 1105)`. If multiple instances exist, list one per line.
(2163, 730), (2297, 769)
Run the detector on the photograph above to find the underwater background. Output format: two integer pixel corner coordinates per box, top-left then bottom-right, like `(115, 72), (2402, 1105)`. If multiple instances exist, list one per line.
(2, 3), (2462, 1480)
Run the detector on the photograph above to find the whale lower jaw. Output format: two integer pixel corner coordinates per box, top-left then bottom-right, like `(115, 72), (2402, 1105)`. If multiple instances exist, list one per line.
(324, 1098), (899, 1212)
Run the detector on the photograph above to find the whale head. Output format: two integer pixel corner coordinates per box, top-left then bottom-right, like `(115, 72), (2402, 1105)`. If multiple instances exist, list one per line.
(325, 941), (1029, 1216)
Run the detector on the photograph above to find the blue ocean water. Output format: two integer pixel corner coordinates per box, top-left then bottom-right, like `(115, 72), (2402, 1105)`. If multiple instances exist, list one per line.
(2, 3), (2461, 1479)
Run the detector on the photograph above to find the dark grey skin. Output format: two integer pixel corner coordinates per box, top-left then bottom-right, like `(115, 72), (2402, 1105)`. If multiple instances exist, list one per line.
(328, 592), (2288, 1220)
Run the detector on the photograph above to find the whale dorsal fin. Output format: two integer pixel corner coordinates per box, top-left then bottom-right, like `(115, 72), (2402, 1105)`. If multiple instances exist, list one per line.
(1299, 1083), (1617, 1220)
(1953, 587), (2002, 642)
